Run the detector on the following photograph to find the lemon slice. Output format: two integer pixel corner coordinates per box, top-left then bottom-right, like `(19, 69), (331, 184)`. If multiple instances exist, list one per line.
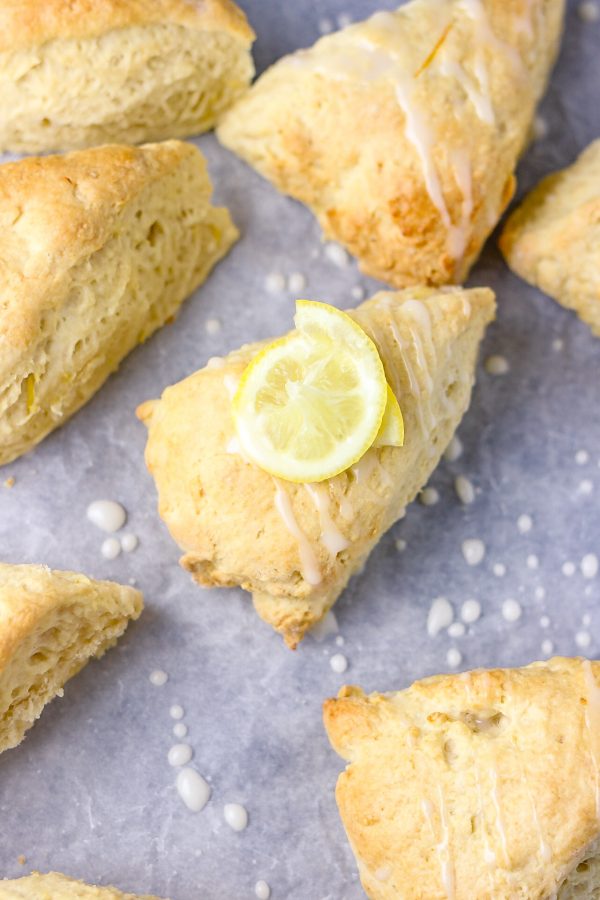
(373, 384), (405, 448)
(232, 300), (388, 482)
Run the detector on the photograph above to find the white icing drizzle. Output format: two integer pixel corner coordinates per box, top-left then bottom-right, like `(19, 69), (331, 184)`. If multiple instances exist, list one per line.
(461, 672), (497, 872)
(386, 317), (431, 445)
(438, 57), (495, 124)
(223, 373), (240, 399)
(459, 0), (525, 75)
(513, 740), (552, 863)
(448, 149), (474, 260)
(339, 495), (354, 521)
(583, 660), (600, 821)
(304, 483), (350, 556)
(421, 789), (455, 899)
(273, 481), (322, 585)
(489, 766), (510, 866)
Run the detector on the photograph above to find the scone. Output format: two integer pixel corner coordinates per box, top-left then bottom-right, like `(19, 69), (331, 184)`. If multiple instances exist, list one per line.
(500, 139), (600, 337)
(324, 658), (600, 900)
(138, 286), (495, 648)
(218, 0), (565, 289)
(0, 563), (143, 753)
(0, 141), (238, 466)
(0, 0), (255, 153)
(0, 872), (163, 899)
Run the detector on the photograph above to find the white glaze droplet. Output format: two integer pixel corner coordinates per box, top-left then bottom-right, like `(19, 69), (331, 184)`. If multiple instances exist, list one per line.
(532, 115), (548, 141)
(526, 554), (539, 570)
(461, 599), (481, 624)
(454, 475), (475, 505)
(541, 639), (554, 656)
(462, 539), (485, 566)
(395, 538), (407, 552)
(168, 744), (193, 767)
(101, 537), (121, 560)
(324, 242), (350, 267)
(420, 486), (440, 506)
(205, 318), (221, 336)
(335, 635), (345, 647)
(120, 533), (138, 553)
(318, 16), (334, 34)
(484, 354), (510, 375)
(576, 450), (590, 465)
(583, 614), (592, 627)
(535, 587), (546, 601)
(87, 500), (127, 533)
(173, 723), (188, 739)
(274, 481), (322, 586)
(493, 563), (506, 577)
(224, 803), (248, 832)
(427, 597), (454, 637)
(579, 479), (594, 496)
(552, 338), (564, 352)
(443, 436), (463, 462)
(176, 768), (211, 813)
(576, 630), (592, 649)
(288, 272), (307, 293)
(579, 0), (600, 21)
(255, 881), (271, 900)
(562, 561), (576, 577)
(265, 272), (285, 294)
(502, 599), (522, 622)
(446, 647), (462, 668)
(582, 554), (599, 579)
(517, 514), (533, 534)
(448, 622), (466, 638)
(337, 12), (353, 28)
(330, 653), (348, 674)
(149, 669), (168, 687)
(170, 705), (184, 720)
(351, 285), (366, 301)
(540, 615), (550, 628)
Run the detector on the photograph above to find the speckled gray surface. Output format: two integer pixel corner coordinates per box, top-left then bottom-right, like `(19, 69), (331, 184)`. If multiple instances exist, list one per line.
(0, 2), (599, 898)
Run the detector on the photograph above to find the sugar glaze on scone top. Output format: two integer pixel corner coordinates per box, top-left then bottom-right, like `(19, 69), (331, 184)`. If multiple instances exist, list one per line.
(139, 286), (495, 648)
(218, 0), (565, 288)
(324, 658), (600, 900)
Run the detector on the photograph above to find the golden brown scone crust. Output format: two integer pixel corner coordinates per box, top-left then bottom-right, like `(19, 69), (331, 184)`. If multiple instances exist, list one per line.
(500, 139), (600, 337)
(0, 563), (143, 753)
(0, 0), (254, 151)
(324, 658), (600, 900)
(0, 141), (238, 466)
(0, 871), (163, 899)
(218, 0), (565, 289)
(138, 286), (495, 647)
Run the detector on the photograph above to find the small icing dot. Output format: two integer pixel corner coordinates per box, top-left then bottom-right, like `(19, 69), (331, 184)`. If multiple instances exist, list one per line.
(462, 539), (485, 566)
(446, 648), (462, 668)
(448, 622), (466, 638)
(581, 554), (599, 579)
(576, 450), (590, 465)
(323, 242), (350, 267)
(330, 653), (348, 674)
(583, 614), (592, 627)
(484, 355), (510, 375)
(318, 16), (334, 33)
(579, 479), (594, 495)
(120, 533), (138, 553)
(443, 436), (463, 462)
(395, 538), (407, 552)
(526, 554), (539, 570)
(224, 803), (248, 832)
(461, 599), (481, 624)
(532, 115), (548, 141)
(173, 723), (188, 739)
(502, 599), (522, 622)
(454, 475), (475, 505)
(255, 881), (271, 900)
(562, 561), (576, 577)
(101, 537), (121, 560)
(517, 514), (533, 534)
(87, 500), (127, 533)
(351, 285), (366, 301)
(575, 630), (592, 649)
(149, 669), (168, 686)
(265, 272), (285, 294)
(541, 639), (554, 656)
(540, 615), (550, 628)
(168, 744), (193, 767)
(288, 272), (306, 294)
(337, 12), (353, 28)
(579, 0), (600, 21)
(170, 705), (184, 720)
(420, 487), (439, 506)
(205, 318), (221, 336)
(535, 587), (546, 600)
(427, 597), (454, 637)
(493, 563), (506, 577)
(335, 635), (345, 647)
(552, 338), (564, 351)
(176, 768), (210, 813)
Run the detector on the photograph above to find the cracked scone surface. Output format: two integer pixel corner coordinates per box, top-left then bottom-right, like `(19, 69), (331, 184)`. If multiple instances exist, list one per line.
(0, 871), (163, 899)
(500, 139), (600, 337)
(0, 0), (255, 152)
(138, 286), (495, 648)
(324, 658), (600, 900)
(0, 140), (239, 466)
(218, 0), (564, 288)
(0, 563), (143, 754)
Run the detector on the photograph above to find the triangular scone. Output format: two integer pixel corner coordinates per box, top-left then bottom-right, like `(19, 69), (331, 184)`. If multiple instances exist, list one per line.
(0, 872), (164, 899)
(500, 139), (600, 338)
(218, 0), (564, 289)
(138, 286), (495, 648)
(0, 141), (239, 466)
(0, 563), (143, 754)
(324, 659), (600, 900)
(0, 0), (255, 153)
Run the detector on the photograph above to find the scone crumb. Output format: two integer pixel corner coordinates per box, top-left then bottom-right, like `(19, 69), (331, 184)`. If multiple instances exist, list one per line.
(17, 855), (26, 866)
(3, 476), (15, 488)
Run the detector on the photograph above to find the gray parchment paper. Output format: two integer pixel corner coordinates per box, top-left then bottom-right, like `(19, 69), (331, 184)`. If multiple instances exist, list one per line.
(0, 2), (599, 897)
